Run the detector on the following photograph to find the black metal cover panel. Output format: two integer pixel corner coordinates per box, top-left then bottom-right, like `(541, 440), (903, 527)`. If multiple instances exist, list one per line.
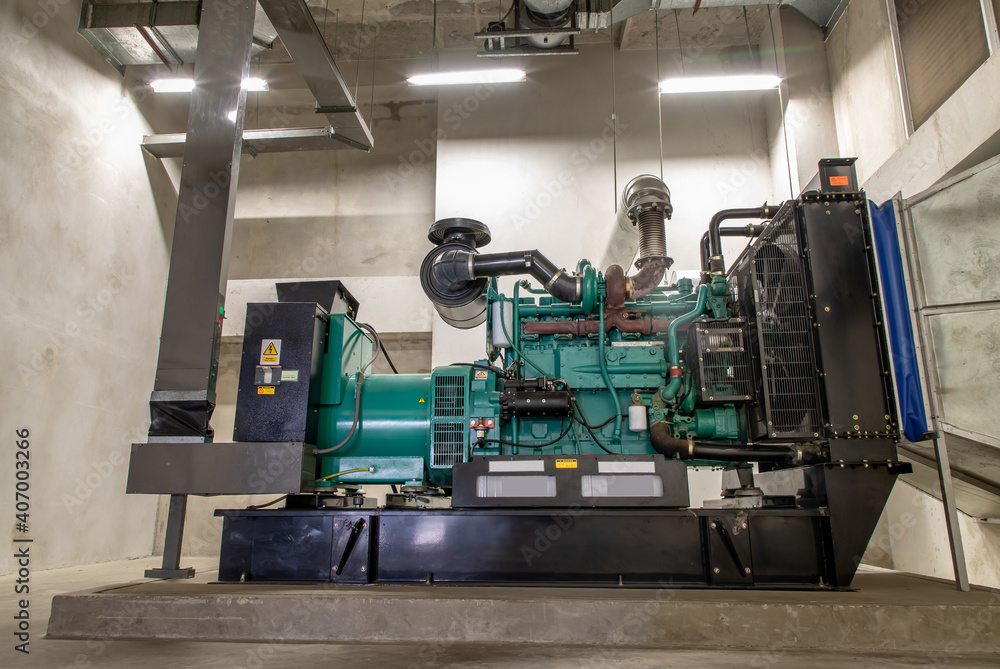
(375, 511), (704, 584)
(127, 442), (313, 494)
(748, 515), (831, 585)
(275, 280), (359, 319)
(452, 455), (690, 508)
(798, 194), (898, 450)
(216, 506), (845, 588)
(234, 302), (326, 443)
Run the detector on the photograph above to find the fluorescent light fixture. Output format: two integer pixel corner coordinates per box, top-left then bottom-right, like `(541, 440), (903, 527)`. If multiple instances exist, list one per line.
(150, 78), (195, 93)
(407, 69), (526, 86)
(242, 77), (269, 92)
(659, 74), (781, 95)
(149, 77), (269, 93)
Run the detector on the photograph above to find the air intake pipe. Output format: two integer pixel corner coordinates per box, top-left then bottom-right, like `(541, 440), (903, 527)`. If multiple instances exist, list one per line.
(420, 218), (582, 328)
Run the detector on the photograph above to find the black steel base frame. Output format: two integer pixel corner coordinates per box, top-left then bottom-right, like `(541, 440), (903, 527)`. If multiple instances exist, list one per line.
(216, 462), (907, 589)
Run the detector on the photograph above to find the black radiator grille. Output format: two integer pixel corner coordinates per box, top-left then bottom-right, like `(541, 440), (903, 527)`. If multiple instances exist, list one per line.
(728, 203), (823, 441)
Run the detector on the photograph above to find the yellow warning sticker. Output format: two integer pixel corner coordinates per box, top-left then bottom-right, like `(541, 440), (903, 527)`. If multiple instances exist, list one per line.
(257, 386), (275, 395)
(418, 397), (426, 403)
(260, 339), (281, 365)
(555, 458), (577, 469)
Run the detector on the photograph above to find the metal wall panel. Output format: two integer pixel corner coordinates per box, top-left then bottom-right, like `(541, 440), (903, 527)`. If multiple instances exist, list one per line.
(929, 311), (1000, 441)
(910, 160), (1000, 307)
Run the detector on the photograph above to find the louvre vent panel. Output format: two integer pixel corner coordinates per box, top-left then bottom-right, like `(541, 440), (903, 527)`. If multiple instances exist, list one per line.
(433, 375), (466, 418)
(431, 423), (465, 469)
(431, 373), (468, 469)
(728, 203), (823, 441)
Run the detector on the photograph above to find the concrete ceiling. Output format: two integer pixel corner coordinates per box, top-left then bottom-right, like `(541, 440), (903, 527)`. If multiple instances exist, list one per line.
(251, 1), (779, 63)
(93, 0), (824, 66)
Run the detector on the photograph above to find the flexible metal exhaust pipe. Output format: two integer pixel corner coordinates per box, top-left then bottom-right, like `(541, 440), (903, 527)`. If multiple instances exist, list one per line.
(618, 175), (673, 300)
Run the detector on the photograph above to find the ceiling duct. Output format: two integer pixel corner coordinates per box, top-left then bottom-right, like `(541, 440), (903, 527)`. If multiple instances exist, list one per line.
(78, 1), (278, 73)
(579, 0), (847, 29)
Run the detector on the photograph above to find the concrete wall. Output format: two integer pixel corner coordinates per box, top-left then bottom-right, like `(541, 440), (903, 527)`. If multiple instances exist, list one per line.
(882, 482), (1000, 590)
(0, 0), (173, 574)
(761, 7), (841, 197)
(826, 0), (908, 185)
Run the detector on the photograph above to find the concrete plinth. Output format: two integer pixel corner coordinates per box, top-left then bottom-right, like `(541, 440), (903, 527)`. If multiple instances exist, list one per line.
(48, 567), (999, 655)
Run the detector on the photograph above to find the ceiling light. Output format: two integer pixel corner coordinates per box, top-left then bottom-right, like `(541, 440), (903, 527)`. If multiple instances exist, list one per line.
(407, 69), (526, 86)
(149, 77), (269, 93)
(150, 78), (195, 93)
(659, 74), (781, 95)
(242, 77), (268, 92)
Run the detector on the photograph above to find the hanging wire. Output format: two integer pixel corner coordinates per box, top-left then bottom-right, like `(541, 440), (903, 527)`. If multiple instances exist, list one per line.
(743, 6), (754, 67)
(767, 8), (795, 199)
(654, 11), (664, 180)
(254, 53), (261, 130)
(742, 7), (757, 153)
(610, 16), (619, 212)
(322, 0), (330, 35)
(674, 9), (685, 75)
(355, 0), (366, 99)
(368, 32), (377, 128)
(334, 8), (340, 54)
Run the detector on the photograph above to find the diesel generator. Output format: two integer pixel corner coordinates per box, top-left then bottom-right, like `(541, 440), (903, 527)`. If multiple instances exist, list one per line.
(129, 159), (911, 588)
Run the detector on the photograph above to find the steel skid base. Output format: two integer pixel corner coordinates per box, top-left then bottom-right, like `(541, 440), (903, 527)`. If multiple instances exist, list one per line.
(215, 463), (907, 589)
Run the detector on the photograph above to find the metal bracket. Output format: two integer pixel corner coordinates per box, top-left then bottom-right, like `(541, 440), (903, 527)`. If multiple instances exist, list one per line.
(315, 105), (358, 114)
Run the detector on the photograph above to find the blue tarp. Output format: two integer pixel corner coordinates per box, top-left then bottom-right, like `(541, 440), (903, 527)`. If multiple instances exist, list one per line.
(869, 199), (932, 442)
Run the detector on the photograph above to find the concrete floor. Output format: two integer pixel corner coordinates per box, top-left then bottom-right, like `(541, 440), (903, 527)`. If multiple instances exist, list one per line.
(2, 557), (997, 668)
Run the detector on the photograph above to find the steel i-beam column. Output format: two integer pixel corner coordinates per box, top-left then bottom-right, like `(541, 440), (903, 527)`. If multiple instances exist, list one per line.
(144, 0), (257, 579)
